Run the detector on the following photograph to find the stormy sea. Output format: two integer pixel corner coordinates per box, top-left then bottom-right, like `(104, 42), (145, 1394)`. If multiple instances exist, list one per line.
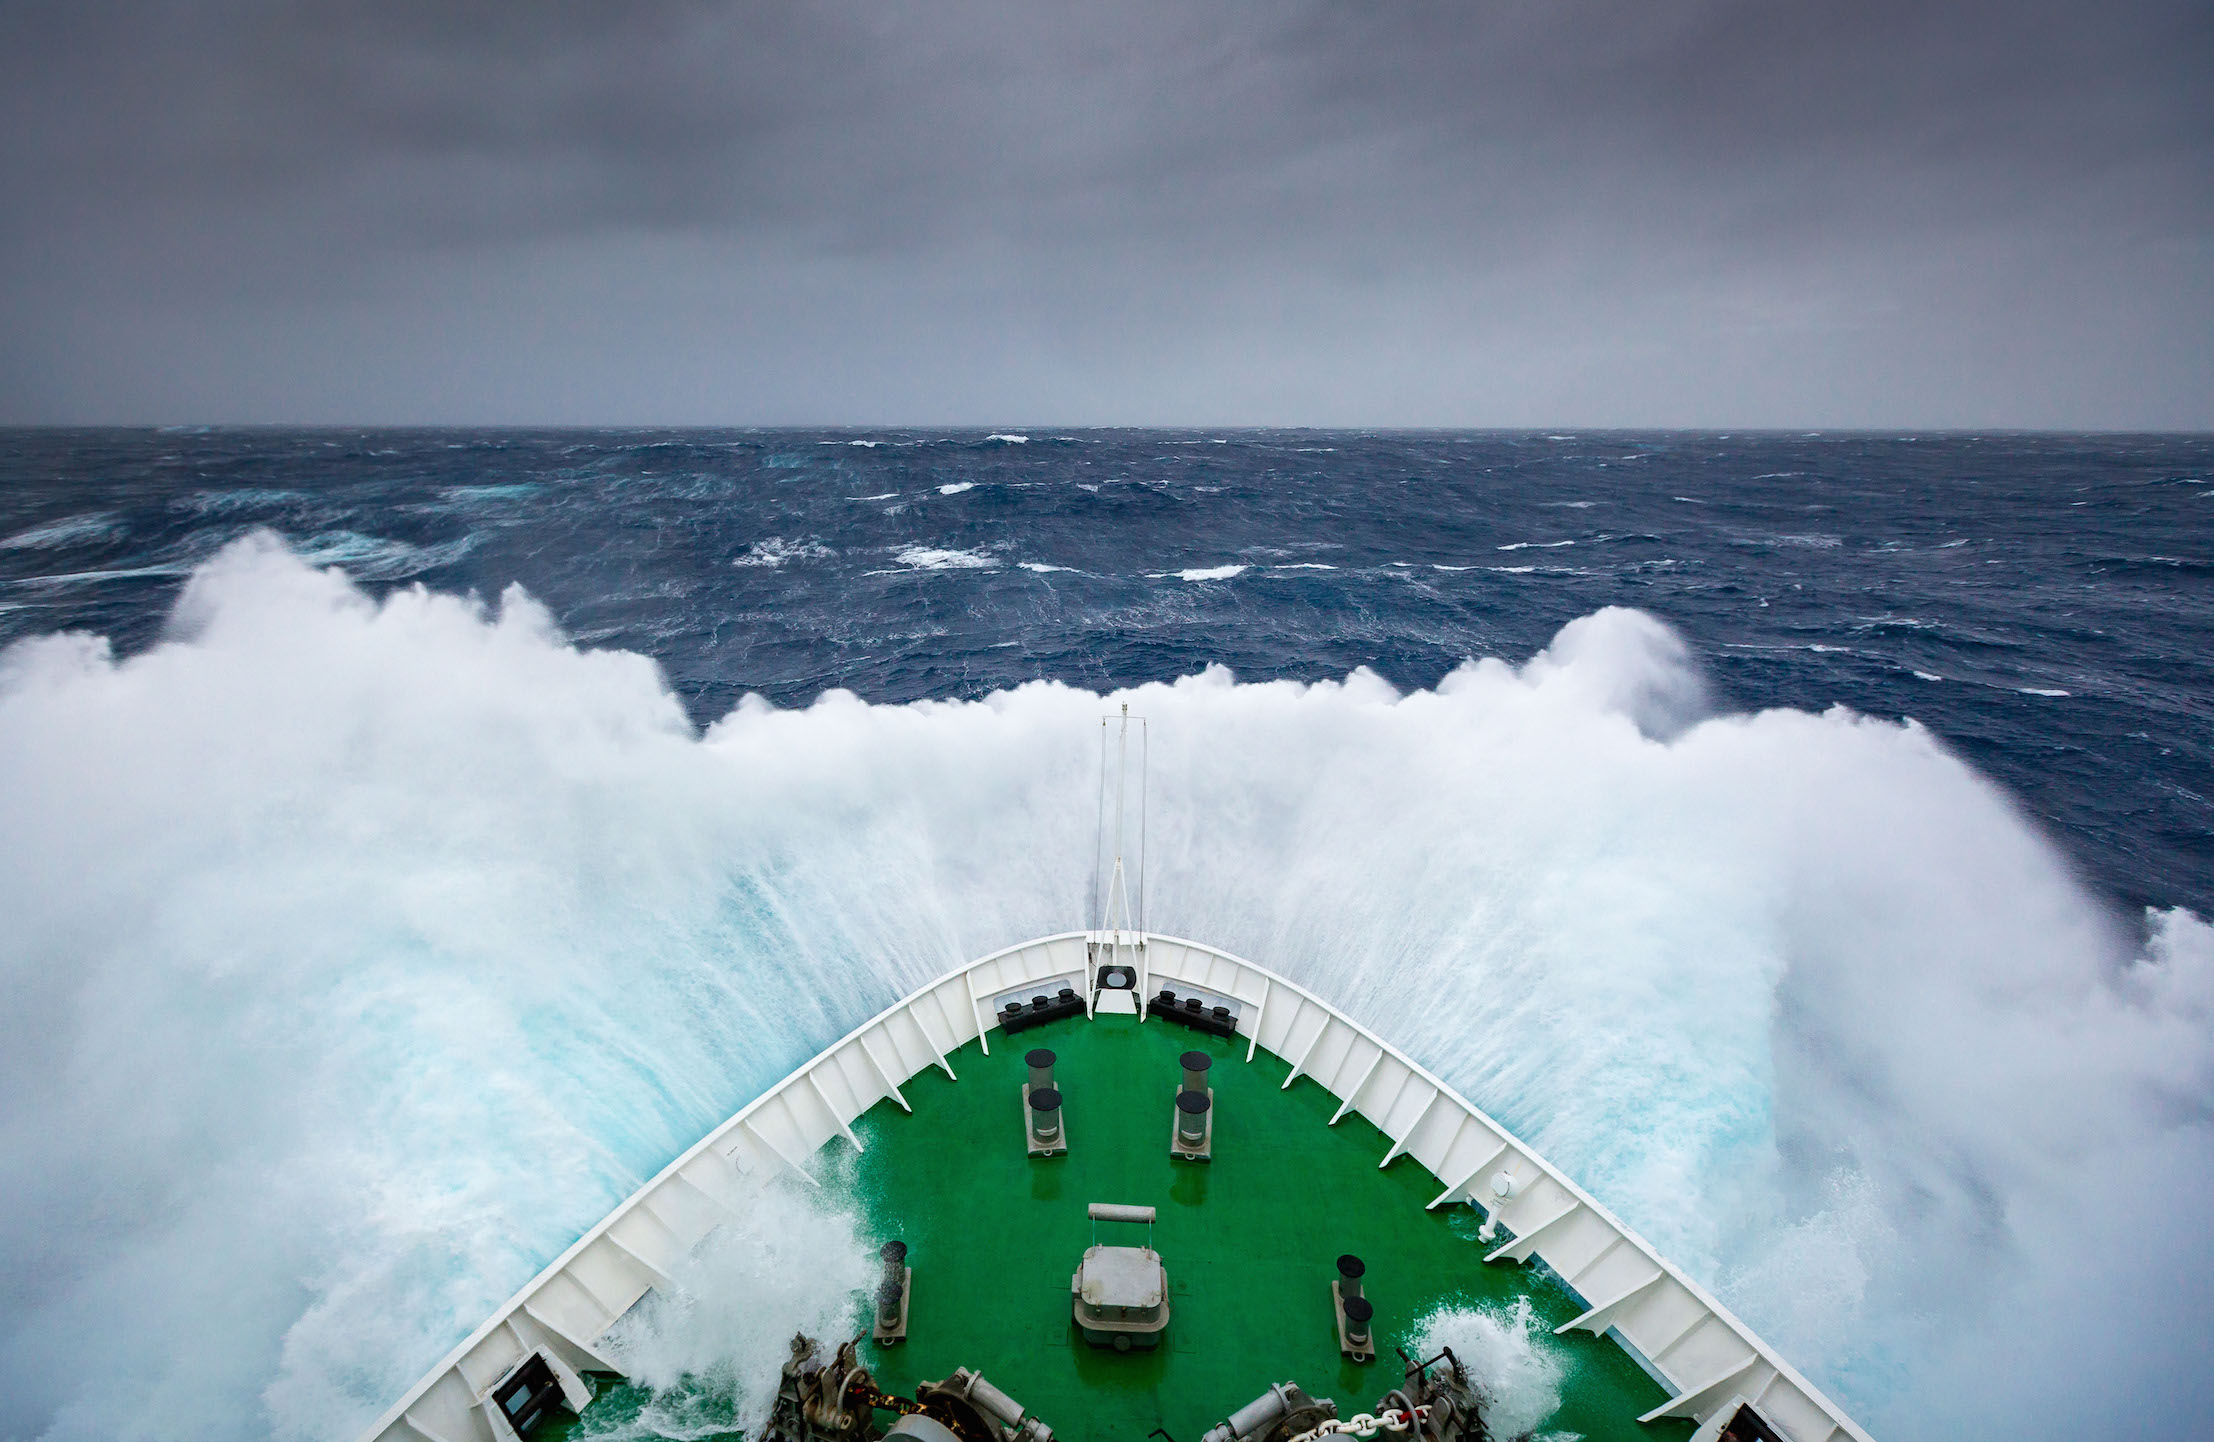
(2, 428), (2209, 1442)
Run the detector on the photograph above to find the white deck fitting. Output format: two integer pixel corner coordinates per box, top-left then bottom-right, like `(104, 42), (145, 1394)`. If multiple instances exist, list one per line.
(358, 933), (1874, 1442)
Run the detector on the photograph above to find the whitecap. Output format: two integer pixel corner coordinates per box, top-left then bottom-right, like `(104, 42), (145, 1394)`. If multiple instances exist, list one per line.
(1174, 565), (1247, 581)
(294, 531), (478, 581)
(1498, 541), (1577, 552)
(1019, 562), (1072, 574)
(1, 513), (126, 549)
(2018, 687), (2071, 697)
(893, 546), (998, 571)
(938, 482), (976, 496)
(1914, 671), (1944, 681)
(845, 493), (897, 502)
(984, 434), (1028, 444)
(733, 538), (834, 569)
(1274, 563), (1337, 571)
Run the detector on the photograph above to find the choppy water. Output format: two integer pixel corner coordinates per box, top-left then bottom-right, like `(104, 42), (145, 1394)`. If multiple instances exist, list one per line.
(6, 428), (2207, 911)
(1, 428), (2210, 1442)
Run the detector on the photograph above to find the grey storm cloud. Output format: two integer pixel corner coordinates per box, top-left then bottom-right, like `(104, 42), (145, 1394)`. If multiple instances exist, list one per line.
(0, 0), (2207, 425)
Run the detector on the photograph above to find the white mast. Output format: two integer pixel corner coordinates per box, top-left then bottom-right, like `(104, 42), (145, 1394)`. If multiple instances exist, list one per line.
(1092, 702), (1148, 1011)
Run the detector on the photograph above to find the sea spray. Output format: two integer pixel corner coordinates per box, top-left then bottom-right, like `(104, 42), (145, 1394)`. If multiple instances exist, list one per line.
(0, 535), (2209, 1442)
(1406, 1297), (1566, 1441)
(593, 1177), (877, 1440)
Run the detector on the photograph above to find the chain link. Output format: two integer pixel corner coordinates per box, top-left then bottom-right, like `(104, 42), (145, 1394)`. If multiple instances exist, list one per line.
(1284, 1404), (1427, 1442)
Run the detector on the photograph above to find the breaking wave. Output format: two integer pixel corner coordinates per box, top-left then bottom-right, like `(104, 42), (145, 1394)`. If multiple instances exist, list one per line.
(1407, 1298), (1565, 1442)
(891, 545), (998, 571)
(0, 536), (2209, 1442)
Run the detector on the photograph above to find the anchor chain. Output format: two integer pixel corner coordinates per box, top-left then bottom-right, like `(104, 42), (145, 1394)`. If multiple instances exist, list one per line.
(1285, 1405), (1428, 1442)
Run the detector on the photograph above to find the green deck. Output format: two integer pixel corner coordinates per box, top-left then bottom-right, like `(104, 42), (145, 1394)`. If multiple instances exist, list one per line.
(560, 1008), (1690, 1441)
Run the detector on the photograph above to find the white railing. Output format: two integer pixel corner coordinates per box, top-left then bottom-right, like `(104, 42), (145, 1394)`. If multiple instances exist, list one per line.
(360, 933), (1871, 1442)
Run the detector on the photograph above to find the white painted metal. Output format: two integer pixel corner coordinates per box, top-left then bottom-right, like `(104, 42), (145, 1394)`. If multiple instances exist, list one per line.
(356, 931), (1872, 1442)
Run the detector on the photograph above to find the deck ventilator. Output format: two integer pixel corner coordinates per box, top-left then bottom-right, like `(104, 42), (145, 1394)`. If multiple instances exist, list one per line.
(804, 1070), (865, 1152)
(1427, 1138), (1511, 1209)
(1330, 1048), (1385, 1124)
(1637, 1353), (1763, 1424)
(520, 1301), (619, 1372)
(855, 1032), (912, 1112)
(1484, 1200), (1582, 1263)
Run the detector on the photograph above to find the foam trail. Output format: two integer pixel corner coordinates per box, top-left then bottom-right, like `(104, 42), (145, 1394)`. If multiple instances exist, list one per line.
(1, 536), (2210, 1442)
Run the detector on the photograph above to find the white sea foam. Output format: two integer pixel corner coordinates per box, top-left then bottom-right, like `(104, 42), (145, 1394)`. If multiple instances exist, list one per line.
(893, 545), (998, 570)
(1497, 541), (1576, 551)
(1406, 1298), (1565, 1441)
(984, 434), (1028, 444)
(1274, 563), (1337, 571)
(733, 538), (835, 569)
(599, 1179), (876, 1439)
(845, 493), (898, 502)
(2018, 687), (2071, 697)
(1, 514), (126, 549)
(1019, 562), (1073, 573)
(294, 531), (477, 580)
(0, 537), (2209, 1442)
(1914, 671), (1943, 682)
(1174, 565), (1247, 581)
(937, 482), (976, 495)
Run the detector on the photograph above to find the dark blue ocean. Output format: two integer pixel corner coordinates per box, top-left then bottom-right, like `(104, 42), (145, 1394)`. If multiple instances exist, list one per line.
(4, 428), (2207, 914)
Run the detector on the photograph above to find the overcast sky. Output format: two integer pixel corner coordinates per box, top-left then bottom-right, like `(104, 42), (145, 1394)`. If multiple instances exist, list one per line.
(1, 0), (2207, 426)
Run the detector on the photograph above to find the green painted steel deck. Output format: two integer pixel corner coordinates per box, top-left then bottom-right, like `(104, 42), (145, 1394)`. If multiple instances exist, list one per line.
(553, 1008), (1691, 1440)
